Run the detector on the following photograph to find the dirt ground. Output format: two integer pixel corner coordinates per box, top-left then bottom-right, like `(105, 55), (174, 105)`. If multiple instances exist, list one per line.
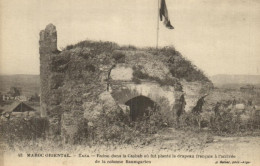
(1, 128), (260, 166)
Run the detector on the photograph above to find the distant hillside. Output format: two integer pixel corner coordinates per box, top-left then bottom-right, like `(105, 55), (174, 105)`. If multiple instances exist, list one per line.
(0, 75), (40, 96)
(210, 74), (260, 88)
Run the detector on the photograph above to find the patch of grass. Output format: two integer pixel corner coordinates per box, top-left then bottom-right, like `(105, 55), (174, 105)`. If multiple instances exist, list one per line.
(168, 56), (211, 82)
(132, 65), (182, 90)
(65, 40), (118, 50)
(147, 46), (211, 83)
(0, 117), (49, 146)
(64, 40), (211, 83)
(65, 40), (119, 55)
(73, 108), (166, 145)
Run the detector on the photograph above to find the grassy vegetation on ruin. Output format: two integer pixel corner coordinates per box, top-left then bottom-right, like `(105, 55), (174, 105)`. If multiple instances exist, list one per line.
(63, 40), (211, 84)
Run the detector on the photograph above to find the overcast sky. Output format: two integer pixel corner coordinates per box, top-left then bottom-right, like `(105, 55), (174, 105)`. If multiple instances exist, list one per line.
(1, 0), (260, 76)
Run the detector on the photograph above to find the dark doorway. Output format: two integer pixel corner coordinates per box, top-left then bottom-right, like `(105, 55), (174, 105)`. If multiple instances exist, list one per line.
(125, 95), (156, 121)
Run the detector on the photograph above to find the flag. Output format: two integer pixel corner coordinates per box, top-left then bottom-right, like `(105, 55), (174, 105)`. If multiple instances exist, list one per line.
(159, 0), (174, 29)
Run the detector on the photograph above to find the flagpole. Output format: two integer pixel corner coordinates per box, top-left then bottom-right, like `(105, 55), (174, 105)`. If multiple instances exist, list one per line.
(156, 0), (160, 49)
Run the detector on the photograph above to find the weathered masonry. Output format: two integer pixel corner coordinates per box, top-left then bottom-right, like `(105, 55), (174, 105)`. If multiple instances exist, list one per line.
(39, 24), (212, 143)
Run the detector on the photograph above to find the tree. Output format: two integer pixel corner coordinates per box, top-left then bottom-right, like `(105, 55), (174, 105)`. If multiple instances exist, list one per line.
(8, 87), (21, 97)
(191, 95), (207, 129)
(29, 93), (40, 102)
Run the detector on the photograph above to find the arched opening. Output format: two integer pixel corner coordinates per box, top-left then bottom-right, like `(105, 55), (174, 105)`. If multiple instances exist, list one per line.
(125, 95), (157, 121)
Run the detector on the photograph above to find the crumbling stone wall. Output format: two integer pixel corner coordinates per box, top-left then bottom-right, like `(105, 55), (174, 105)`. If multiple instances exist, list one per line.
(39, 24), (212, 143)
(39, 24), (62, 137)
(39, 24), (57, 117)
(39, 24), (121, 143)
(181, 80), (213, 112)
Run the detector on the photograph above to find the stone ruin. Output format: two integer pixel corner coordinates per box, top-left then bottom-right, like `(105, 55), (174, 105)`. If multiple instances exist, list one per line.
(39, 24), (213, 143)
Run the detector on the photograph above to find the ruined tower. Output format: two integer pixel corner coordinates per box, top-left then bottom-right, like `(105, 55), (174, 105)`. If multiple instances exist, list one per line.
(38, 23), (212, 143)
(39, 23), (57, 117)
(39, 24), (64, 138)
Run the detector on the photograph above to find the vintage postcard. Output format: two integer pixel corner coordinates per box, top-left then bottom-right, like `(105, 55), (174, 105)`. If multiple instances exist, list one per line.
(0, 0), (260, 166)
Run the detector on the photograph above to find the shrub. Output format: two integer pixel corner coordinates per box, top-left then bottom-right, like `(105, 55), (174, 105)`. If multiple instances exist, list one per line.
(0, 117), (49, 145)
(210, 111), (242, 134)
(119, 45), (137, 50)
(130, 108), (166, 135)
(73, 106), (167, 145)
(251, 111), (260, 129)
(132, 65), (150, 79)
(65, 45), (74, 50)
(206, 100), (260, 135)
(90, 111), (136, 144)
(112, 51), (126, 63)
(179, 112), (200, 130)
(132, 77), (141, 84)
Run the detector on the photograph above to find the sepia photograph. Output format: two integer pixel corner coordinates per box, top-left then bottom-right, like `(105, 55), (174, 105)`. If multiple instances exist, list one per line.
(0, 0), (260, 165)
